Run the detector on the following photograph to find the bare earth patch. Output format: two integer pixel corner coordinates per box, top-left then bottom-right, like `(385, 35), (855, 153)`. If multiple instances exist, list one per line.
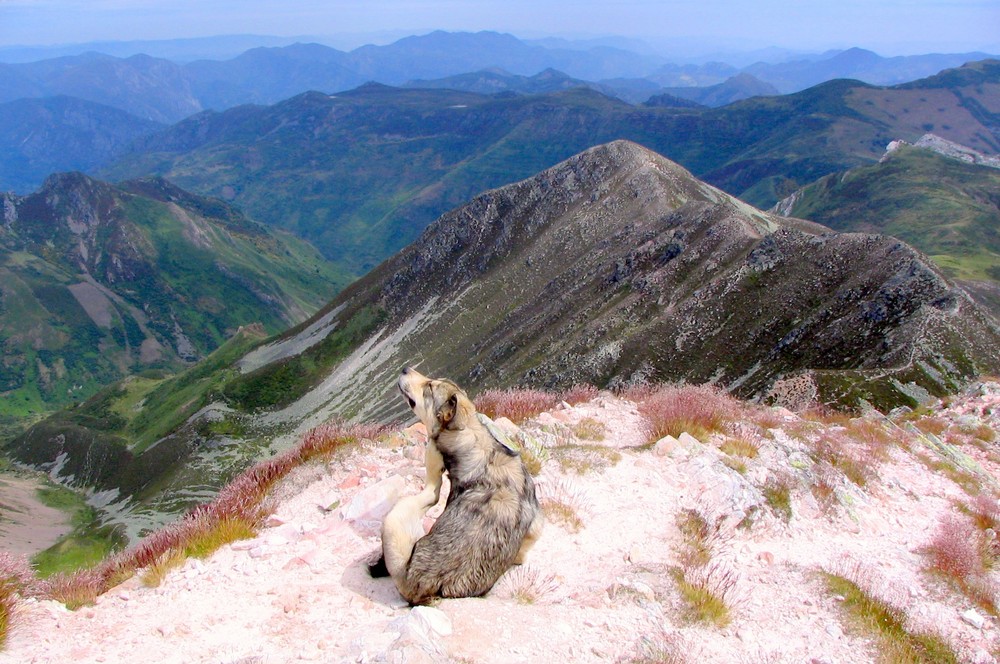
(0, 475), (71, 557)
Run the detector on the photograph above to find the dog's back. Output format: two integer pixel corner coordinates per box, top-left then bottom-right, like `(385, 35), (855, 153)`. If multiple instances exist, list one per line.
(381, 368), (543, 605)
(401, 436), (540, 603)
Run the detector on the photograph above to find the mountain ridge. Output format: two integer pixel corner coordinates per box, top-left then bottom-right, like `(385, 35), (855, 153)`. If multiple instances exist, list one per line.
(10, 140), (998, 542)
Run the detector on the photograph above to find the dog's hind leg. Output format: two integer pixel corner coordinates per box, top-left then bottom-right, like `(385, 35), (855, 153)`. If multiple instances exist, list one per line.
(512, 512), (544, 565)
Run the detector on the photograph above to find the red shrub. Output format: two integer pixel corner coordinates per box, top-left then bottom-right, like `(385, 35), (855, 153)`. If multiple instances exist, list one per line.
(474, 388), (560, 424)
(635, 384), (742, 442)
(928, 513), (986, 580)
(560, 384), (599, 406)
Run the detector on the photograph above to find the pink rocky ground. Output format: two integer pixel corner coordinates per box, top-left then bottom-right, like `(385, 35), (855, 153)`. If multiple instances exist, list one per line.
(4, 385), (1000, 663)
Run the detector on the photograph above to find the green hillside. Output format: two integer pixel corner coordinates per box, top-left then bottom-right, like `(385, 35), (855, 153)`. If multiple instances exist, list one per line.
(0, 174), (346, 428)
(777, 144), (1000, 285)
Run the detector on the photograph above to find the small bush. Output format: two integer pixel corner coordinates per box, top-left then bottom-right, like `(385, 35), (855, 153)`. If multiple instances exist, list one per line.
(538, 478), (589, 533)
(969, 494), (1000, 532)
(675, 509), (729, 569)
(496, 566), (559, 605)
(720, 437), (759, 459)
(561, 384), (599, 405)
(635, 384), (741, 443)
(140, 549), (187, 588)
(474, 388), (559, 424)
(182, 516), (257, 559)
(914, 416), (949, 437)
(810, 437), (872, 488)
(927, 512), (990, 580)
(846, 418), (899, 460)
(573, 417), (606, 441)
(623, 631), (694, 664)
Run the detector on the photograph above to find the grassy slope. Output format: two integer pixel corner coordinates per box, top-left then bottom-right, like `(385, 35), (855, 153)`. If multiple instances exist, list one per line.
(0, 180), (346, 426)
(784, 145), (1000, 283)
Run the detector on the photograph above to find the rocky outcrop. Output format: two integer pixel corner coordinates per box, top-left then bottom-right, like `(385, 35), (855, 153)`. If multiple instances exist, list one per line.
(883, 133), (1000, 169)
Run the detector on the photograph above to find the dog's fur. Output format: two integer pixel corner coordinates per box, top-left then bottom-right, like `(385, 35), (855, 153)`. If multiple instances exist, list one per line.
(370, 367), (542, 605)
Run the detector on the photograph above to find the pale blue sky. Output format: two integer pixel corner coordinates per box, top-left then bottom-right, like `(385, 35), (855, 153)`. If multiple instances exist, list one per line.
(1, 0), (997, 55)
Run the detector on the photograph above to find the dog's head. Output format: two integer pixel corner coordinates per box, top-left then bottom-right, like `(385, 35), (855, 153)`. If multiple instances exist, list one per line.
(398, 367), (475, 436)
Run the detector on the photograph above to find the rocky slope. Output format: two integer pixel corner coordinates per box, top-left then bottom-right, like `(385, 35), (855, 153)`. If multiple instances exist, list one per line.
(770, 140), (1000, 315)
(4, 381), (1000, 663)
(238, 140), (999, 425)
(0, 172), (345, 422)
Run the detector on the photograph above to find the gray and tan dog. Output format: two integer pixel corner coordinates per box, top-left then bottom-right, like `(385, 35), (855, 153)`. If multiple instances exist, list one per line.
(370, 367), (542, 605)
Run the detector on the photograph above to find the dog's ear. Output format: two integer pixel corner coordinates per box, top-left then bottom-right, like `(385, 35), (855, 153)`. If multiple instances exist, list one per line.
(436, 393), (458, 428)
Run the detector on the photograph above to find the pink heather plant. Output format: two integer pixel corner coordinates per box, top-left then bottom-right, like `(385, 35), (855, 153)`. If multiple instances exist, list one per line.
(633, 384), (742, 442)
(474, 388), (560, 424)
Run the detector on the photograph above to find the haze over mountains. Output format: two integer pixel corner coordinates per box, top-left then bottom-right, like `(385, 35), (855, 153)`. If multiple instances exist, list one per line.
(0, 31), (994, 125)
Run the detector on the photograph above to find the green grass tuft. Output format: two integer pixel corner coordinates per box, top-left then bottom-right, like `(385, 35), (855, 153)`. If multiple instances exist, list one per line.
(823, 570), (958, 663)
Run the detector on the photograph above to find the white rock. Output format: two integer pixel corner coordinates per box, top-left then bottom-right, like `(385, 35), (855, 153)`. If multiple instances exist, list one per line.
(653, 435), (679, 457)
(962, 609), (985, 629)
(342, 475), (407, 522)
(678, 432), (701, 448)
(411, 605), (453, 637)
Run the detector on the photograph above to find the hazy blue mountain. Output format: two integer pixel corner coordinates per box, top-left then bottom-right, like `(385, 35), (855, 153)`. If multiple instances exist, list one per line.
(655, 73), (780, 107)
(745, 47), (998, 93)
(185, 43), (363, 110)
(0, 35), (307, 64)
(0, 96), (164, 194)
(0, 52), (200, 123)
(646, 61), (740, 87)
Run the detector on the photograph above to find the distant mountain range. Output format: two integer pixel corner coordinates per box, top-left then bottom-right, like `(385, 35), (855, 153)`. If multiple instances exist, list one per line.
(0, 173), (344, 424)
(0, 31), (994, 124)
(9, 141), (998, 537)
(0, 96), (164, 193)
(89, 59), (1000, 283)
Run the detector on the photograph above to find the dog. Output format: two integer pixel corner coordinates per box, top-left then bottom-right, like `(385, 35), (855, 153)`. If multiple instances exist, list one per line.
(369, 367), (542, 605)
